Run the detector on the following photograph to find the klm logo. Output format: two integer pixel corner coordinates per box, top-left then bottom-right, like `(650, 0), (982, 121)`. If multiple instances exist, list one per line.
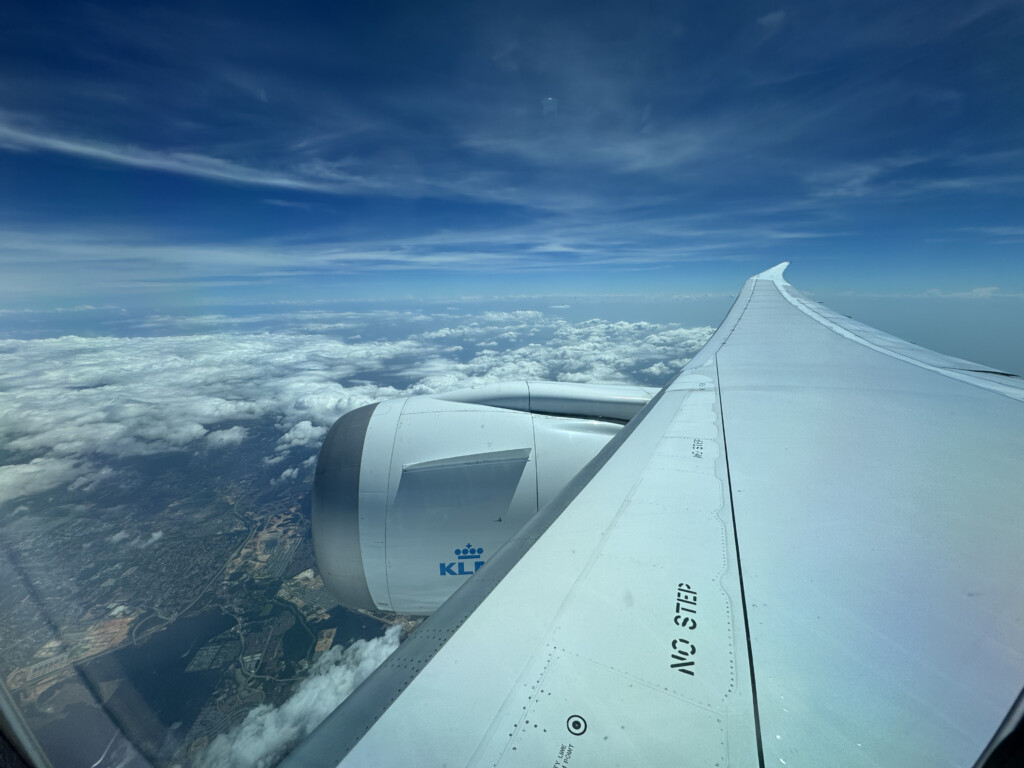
(440, 543), (485, 576)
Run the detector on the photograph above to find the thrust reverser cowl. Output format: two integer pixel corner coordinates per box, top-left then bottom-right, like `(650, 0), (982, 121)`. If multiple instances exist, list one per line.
(312, 381), (656, 616)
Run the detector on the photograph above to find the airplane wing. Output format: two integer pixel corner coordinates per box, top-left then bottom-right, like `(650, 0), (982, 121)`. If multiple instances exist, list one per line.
(285, 263), (1024, 767)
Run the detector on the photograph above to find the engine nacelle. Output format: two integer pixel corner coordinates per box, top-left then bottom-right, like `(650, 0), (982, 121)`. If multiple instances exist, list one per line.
(312, 381), (656, 615)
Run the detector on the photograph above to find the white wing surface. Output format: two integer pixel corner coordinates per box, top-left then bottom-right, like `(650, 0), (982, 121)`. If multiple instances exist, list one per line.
(286, 264), (1024, 767)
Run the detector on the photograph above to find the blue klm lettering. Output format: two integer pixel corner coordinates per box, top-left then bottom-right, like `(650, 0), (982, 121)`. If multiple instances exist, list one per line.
(440, 543), (485, 576)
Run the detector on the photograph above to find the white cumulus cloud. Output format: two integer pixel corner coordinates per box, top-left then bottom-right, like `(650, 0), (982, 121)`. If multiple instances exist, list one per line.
(274, 466), (300, 485)
(0, 457), (85, 505)
(205, 425), (248, 448)
(275, 421), (328, 452)
(194, 625), (402, 768)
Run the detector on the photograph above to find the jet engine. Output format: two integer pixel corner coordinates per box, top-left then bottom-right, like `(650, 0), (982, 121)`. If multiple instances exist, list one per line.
(312, 381), (655, 615)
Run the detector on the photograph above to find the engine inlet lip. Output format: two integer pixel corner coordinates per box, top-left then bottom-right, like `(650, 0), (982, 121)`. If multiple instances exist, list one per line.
(312, 402), (378, 612)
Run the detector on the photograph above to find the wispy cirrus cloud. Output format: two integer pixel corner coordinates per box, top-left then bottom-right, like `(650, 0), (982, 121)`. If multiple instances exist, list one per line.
(0, 119), (336, 192)
(0, 208), (839, 303)
(805, 154), (1024, 200)
(0, 0), (1021, 308)
(960, 226), (1024, 244)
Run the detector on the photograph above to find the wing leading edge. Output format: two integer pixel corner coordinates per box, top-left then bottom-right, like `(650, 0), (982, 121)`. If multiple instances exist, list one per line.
(286, 263), (1024, 768)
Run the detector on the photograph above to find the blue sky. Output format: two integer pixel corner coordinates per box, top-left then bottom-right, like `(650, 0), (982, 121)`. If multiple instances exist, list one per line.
(0, 0), (1022, 310)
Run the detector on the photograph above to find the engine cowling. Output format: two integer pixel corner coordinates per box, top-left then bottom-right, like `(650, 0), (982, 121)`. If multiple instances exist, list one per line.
(312, 381), (656, 615)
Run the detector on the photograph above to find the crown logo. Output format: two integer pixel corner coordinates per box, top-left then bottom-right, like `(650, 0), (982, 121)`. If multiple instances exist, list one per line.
(455, 543), (484, 560)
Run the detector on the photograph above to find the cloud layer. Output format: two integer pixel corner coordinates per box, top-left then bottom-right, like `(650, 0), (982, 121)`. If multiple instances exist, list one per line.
(0, 307), (712, 505)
